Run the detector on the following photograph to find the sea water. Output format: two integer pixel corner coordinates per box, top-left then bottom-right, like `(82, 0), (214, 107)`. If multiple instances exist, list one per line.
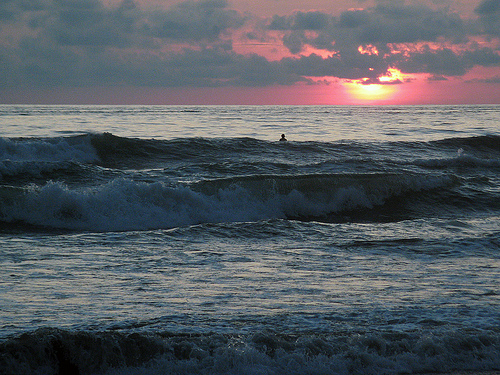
(0, 105), (499, 374)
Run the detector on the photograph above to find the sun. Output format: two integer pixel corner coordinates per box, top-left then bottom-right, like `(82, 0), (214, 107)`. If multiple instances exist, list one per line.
(343, 68), (404, 103)
(344, 81), (396, 102)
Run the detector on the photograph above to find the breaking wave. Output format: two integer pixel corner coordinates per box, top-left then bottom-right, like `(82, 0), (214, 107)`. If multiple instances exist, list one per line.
(1, 133), (498, 231)
(0, 172), (459, 232)
(1, 327), (499, 375)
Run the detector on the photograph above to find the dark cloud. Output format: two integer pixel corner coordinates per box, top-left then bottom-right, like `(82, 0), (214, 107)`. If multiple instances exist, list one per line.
(269, 15), (292, 31)
(271, 4), (467, 52)
(0, 38), (300, 88)
(397, 47), (471, 76)
(358, 4), (466, 44)
(145, 0), (246, 41)
(0, 0), (499, 90)
(282, 52), (387, 81)
(265, 3), (499, 80)
(45, 0), (139, 47)
(468, 75), (500, 83)
(475, 0), (500, 35)
(464, 46), (500, 66)
(0, 0), (50, 21)
(269, 11), (329, 31)
(292, 11), (330, 30)
(5, 0), (245, 45)
(0, 0), (21, 21)
(427, 75), (448, 81)
(475, 0), (500, 15)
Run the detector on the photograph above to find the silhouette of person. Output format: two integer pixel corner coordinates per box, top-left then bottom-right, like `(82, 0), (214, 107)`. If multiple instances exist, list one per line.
(280, 134), (287, 141)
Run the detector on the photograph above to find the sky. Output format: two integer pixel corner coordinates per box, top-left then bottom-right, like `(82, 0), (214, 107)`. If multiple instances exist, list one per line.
(0, 0), (499, 105)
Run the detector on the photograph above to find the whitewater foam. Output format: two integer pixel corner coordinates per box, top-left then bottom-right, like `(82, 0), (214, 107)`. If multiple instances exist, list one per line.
(0, 136), (99, 180)
(0, 172), (458, 232)
(0, 136), (98, 163)
(1, 328), (498, 375)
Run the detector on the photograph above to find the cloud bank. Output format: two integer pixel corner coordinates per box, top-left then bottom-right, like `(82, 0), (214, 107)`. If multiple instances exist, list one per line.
(0, 0), (499, 90)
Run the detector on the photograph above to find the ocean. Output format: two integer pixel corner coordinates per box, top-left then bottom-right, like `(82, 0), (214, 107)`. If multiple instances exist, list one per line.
(0, 104), (499, 375)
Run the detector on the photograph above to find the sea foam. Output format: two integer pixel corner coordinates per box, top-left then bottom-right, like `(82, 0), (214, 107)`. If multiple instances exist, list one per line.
(1, 328), (498, 375)
(0, 136), (99, 179)
(0, 172), (456, 231)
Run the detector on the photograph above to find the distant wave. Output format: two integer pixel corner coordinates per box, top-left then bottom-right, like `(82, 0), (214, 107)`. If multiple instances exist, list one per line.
(0, 132), (497, 176)
(89, 132), (273, 166)
(2, 133), (499, 169)
(89, 133), (500, 166)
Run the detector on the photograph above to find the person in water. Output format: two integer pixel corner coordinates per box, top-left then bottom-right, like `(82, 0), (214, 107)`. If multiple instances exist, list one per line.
(280, 134), (287, 141)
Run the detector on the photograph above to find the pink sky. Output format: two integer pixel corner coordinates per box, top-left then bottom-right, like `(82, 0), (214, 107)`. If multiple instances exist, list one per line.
(0, 0), (499, 105)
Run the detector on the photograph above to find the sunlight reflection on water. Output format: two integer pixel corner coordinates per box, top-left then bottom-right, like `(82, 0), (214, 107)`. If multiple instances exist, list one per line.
(1, 105), (499, 141)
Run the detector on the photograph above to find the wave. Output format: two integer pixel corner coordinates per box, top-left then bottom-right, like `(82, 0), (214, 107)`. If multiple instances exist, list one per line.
(89, 134), (500, 171)
(1, 133), (497, 231)
(1, 133), (499, 174)
(89, 133), (500, 161)
(413, 154), (500, 169)
(432, 134), (500, 152)
(1, 327), (499, 375)
(0, 172), (461, 232)
(0, 133), (279, 179)
(0, 135), (98, 164)
(3, 133), (499, 159)
(0, 135), (99, 180)
(89, 133), (273, 167)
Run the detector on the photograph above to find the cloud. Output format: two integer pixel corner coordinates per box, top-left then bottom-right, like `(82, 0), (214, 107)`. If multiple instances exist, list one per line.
(281, 52), (387, 81)
(44, 0), (139, 47)
(270, 11), (329, 31)
(475, 0), (500, 36)
(266, 3), (499, 79)
(5, 0), (245, 46)
(464, 46), (500, 66)
(0, 0), (499, 90)
(397, 47), (471, 76)
(466, 75), (500, 84)
(1, 38), (300, 88)
(427, 74), (448, 81)
(0, 0), (252, 88)
(0, 0), (50, 21)
(144, 0), (246, 41)
(270, 4), (467, 52)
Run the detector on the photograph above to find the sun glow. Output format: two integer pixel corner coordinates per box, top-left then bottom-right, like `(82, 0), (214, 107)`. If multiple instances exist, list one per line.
(343, 68), (406, 103)
(379, 68), (405, 83)
(344, 81), (398, 102)
(358, 45), (379, 55)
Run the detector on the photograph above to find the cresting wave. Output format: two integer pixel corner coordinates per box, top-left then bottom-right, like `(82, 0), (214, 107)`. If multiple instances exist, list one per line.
(0, 135), (98, 164)
(0, 172), (458, 231)
(0, 135), (98, 180)
(1, 327), (499, 375)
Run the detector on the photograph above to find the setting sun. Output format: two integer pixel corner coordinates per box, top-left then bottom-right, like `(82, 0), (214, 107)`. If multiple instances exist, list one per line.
(343, 68), (407, 103)
(344, 80), (399, 103)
